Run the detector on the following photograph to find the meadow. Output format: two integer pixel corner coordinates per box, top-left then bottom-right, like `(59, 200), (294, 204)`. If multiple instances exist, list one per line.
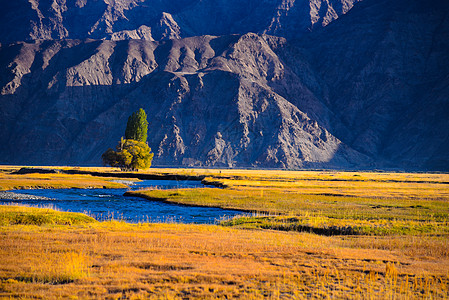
(0, 166), (448, 299)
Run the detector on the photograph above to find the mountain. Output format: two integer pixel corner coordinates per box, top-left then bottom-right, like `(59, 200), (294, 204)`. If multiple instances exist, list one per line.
(0, 35), (371, 168)
(0, 0), (361, 42)
(299, 0), (449, 170)
(0, 0), (448, 170)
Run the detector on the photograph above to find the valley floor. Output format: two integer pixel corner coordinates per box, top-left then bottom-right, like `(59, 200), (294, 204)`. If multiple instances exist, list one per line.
(0, 166), (448, 299)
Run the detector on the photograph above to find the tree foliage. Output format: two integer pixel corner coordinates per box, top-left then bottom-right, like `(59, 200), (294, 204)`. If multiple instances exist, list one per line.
(125, 108), (148, 143)
(102, 139), (154, 171)
(102, 109), (153, 171)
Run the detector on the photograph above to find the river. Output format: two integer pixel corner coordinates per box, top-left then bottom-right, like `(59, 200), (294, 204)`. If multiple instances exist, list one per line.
(0, 180), (242, 224)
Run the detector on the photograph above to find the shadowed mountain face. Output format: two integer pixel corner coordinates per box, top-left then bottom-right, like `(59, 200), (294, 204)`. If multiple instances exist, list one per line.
(299, 0), (449, 170)
(0, 0), (448, 170)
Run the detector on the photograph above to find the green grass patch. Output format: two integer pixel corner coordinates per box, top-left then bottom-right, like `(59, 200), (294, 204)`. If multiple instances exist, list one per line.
(0, 205), (97, 226)
(126, 188), (449, 222)
(220, 215), (449, 236)
(127, 188), (449, 236)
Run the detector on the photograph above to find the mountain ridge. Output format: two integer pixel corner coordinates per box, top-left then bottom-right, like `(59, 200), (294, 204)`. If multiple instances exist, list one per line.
(0, 0), (362, 42)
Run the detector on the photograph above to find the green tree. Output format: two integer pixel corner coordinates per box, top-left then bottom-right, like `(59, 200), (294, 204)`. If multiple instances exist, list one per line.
(102, 139), (153, 171)
(101, 148), (120, 168)
(102, 109), (153, 171)
(125, 108), (148, 143)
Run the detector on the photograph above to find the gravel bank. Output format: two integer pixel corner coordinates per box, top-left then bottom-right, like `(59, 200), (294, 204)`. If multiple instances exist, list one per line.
(0, 191), (55, 201)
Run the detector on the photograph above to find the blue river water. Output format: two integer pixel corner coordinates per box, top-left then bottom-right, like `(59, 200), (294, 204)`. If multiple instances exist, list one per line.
(0, 180), (242, 224)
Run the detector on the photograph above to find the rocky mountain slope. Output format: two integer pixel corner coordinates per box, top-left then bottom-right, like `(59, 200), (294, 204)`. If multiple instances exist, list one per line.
(0, 0), (361, 42)
(0, 35), (371, 168)
(0, 0), (448, 170)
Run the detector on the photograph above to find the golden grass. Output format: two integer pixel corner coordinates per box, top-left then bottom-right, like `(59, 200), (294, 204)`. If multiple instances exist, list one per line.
(23, 251), (90, 284)
(210, 178), (449, 200)
(1, 221), (448, 299)
(0, 172), (129, 190)
(141, 168), (449, 185)
(5, 166), (447, 183)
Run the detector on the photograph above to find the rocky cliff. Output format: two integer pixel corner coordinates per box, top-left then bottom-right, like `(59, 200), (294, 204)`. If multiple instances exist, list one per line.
(0, 0), (448, 170)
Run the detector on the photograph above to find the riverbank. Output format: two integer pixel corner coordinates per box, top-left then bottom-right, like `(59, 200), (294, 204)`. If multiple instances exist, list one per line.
(2, 166), (449, 234)
(125, 171), (449, 236)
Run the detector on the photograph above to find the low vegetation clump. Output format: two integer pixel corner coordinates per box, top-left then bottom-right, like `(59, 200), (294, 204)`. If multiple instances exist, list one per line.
(19, 251), (90, 284)
(0, 205), (96, 226)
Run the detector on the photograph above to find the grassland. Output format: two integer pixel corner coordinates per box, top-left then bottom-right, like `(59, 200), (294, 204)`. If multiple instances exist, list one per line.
(127, 170), (449, 237)
(0, 166), (448, 299)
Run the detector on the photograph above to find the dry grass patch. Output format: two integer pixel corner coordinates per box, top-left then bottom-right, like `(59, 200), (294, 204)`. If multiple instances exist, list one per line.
(0, 172), (129, 191)
(0, 221), (448, 299)
(213, 178), (449, 200)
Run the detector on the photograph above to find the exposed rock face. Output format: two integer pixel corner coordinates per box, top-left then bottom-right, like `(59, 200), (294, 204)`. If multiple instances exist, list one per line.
(0, 0), (361, 42)
(0, 0), (448, 170)
(0, 35), (371, 168)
